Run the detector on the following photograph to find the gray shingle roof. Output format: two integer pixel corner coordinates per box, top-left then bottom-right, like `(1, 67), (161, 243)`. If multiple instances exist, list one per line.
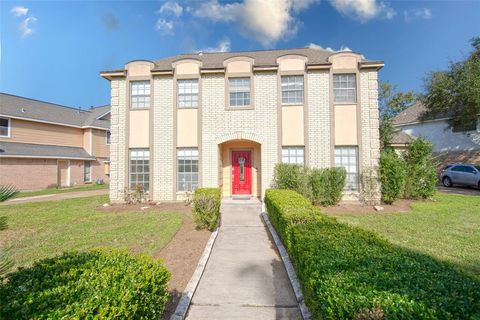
(391, 131), (414, 145)
(392, 101), (451, 126)
(0, 141), (95, 160)
(0, 93), (110, 130)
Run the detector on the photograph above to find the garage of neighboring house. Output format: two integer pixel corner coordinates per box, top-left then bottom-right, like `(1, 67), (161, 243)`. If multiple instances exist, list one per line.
(0, 141), (95, 190)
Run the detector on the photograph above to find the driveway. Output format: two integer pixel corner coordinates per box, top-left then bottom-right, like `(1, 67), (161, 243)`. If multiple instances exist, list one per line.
(437, 185), (480, 196)
(186, 198), (301, 320)
(2, 189), (109, 205)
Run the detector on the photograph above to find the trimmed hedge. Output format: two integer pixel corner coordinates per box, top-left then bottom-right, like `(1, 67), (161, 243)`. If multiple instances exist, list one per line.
(0, 248), (170, 319)
(193, 188), (221, 231)
(265, 189), (480, 319)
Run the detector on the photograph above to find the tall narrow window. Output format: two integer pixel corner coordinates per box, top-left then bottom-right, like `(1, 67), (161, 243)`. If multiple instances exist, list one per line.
(84, 161), (91, 182)
(282, 147), (305, 165)
(177, 148), (199, 192)
(178, 79), (199, 108)
(334, 147), (358, 191)
(0, 117), (10, 137)
(229, 78), (250, 107)
(130, 81), (150, 109)
(129, 149), (150, 191)
(333, 74), (356, 103)
(105, 131), (111, 145)
(281, 75), (304, 105)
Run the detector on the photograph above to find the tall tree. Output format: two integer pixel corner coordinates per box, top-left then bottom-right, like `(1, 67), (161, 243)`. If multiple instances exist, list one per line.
(378, 81), (416, 149)
(422, 37), (480, 129)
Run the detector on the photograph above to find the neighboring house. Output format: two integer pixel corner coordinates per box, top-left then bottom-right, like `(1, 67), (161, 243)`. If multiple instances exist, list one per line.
(101, 48), (383, 203)
(393, 102), (480, 165)
(0, 93), (111, 190)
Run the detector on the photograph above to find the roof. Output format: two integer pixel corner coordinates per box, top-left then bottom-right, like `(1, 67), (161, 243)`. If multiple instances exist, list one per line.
(392, 101), (451, 126)
(391, 130), (414, 145)
(103, 48), (383, 74)
(0, 141), (95, 160)
(0, 93), (110, 130)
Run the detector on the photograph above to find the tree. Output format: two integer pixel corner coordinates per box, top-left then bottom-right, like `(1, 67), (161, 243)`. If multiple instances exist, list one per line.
(378, 81), (416, 149)
(0, 185), (18, 276)
(422, 37), (480, 129)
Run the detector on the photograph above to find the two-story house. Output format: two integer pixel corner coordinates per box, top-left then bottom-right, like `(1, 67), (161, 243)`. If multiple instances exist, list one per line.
(0, 93), (110, 190)
(101, 48), (383, 203)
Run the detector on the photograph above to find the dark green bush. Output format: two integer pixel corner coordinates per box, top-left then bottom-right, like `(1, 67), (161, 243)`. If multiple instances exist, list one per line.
(403, 138), (438, 199)
(309, 167), (346, 206)
(193, 188), (221, 231)
(273, 163), (311, 199)
(265, 189), (480, 320)
(0, 248), (170, 319)
(379, 149), (406, 204)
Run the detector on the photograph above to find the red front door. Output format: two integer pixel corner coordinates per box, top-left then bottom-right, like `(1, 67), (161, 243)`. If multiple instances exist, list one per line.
(232, 151), (252, 195)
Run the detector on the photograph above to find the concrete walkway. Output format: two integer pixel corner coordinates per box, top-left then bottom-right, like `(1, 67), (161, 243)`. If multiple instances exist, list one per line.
(186, 198), (301, 320)
(2, 189), (109, 205)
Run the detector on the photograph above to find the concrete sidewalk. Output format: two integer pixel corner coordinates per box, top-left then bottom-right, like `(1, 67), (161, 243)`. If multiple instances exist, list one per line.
(186, 198), (301, 320)
(2, 189), (109, 205)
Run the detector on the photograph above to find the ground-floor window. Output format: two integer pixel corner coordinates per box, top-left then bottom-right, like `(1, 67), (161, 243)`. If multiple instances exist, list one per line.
(177, 148), (198, 192)
(282, 146), (304, 165)
(84, 161), (91, 182)
(334, 146), (358, 191)
(129, 149), (150, 191)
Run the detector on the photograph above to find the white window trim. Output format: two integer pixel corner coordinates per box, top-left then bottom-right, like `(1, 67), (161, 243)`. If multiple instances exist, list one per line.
(0, 117), (11, 138)
(130, 81), (151, 109)
(105, 130), (111, 145)
(228, 77), (251, 108)
(281, 75), (304, 106)
(84, 161), (92, 183)
(177, 79), (199, 108)
(282, 146), (305, 165)
(333, 74), (357, 104)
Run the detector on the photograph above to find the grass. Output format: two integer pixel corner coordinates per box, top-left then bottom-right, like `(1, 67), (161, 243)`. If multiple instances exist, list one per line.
(15, 184), (109, 198)
(330, 193), (480, 280)
(0, 195), (183, 269)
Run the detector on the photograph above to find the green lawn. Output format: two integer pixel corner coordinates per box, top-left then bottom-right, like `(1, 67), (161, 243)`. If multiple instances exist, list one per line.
(331, 193), (480, 280)
(15, 184), (109, 198)
(0, 195), (183, 269)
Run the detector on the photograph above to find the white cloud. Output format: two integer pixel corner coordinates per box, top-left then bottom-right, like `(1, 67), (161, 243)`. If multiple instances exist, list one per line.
(11, 6), (29, 16)
(330, 0), (395, 22)
(307, 43), (352, 52)
(158, 1), (183, 17)
(155, 18), (175, 35)
(192, 0), (319, 46)
(200, 38), (231, 53)
(404, 8), (432, 22)
(19, 16), (37, 38)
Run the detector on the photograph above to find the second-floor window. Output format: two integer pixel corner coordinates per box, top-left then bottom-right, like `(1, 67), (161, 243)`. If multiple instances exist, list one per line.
(0, 117), (10, 137)
(105, 131), (111, 145)
(130, 81), (150, 109)
(229, 77), (251, 107)
(178, 79), (199, 108)
(281, 75), (304, 105)
(333, 74), (356, 104)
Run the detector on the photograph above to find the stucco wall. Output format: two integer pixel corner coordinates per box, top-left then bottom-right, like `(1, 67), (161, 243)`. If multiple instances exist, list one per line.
(397, 120), (480, 152)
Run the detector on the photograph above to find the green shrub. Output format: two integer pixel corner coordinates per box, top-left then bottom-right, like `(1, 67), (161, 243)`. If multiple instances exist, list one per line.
(0, 248), (170, 319)
(193, 188), (221, 231)
(379, 150), (406, 204)
(273, 163), (311, 199)
(265, 189), (480, 320)
(403, 138), (438, 199)
(309, 168), (346, 206)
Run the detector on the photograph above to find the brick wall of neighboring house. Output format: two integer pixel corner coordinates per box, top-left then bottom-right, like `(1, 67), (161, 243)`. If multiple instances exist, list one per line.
(0, 158), (58, 190)
(91, 157), (110, 183)
(69, 160), (85, 186)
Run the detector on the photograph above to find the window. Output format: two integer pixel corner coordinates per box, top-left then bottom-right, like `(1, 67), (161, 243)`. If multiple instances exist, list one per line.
(177, 148), (199, 192)
(0, 117), (10, 137)
(335, 147), (358, 191)
(281, 75), (304, 105)
(130, 81), (150, 109)
(282, 147), (304, 165)
(333, 74), (356, 103)
(84, 161), (91, 182)
(229, 78), (250, 107)
(129, 149), (150, 191)
(177, 79), (199, 108)
(105, 131), (111, 145)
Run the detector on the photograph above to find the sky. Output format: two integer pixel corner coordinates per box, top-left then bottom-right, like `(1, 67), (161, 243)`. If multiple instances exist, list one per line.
(1, 0), (479, 109)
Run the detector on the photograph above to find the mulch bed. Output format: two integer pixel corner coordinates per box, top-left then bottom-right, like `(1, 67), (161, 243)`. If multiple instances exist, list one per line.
(322, 199), (414, 215)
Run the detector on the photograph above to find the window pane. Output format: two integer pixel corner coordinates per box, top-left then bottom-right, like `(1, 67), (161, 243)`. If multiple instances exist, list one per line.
(177, 148), (199, 192)
(129, 148), (150, 191)
(229, 78), (251, 107)
(281, 147), (305, 165)
(130, 81), (150, 109)
(334, 147), (358, 191)
(178, 79), (199, 108)
(333, 74), (356, 104)
(281, 76), (304, 105)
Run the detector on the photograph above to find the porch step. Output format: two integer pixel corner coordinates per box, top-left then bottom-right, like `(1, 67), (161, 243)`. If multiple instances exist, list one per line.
(231, 195), (252, 200)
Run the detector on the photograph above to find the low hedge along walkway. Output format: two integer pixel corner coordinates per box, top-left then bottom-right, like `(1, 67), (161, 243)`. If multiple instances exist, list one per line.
(265, 189), (480, 319)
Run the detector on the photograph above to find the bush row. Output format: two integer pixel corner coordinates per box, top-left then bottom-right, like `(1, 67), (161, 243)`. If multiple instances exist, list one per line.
(380, 138), (437, 204)
(192, 188), (222, 231)
(0, 248), (170, 319)
(265, 189), (480, 319)
(273, 164), (346, 206)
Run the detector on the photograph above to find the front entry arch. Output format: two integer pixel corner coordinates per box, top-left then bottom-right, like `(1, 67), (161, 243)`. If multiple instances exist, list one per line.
(232, 150), (252, 195)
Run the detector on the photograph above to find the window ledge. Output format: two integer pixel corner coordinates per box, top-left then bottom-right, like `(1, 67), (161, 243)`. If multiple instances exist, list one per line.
(225, 106), (254, 111)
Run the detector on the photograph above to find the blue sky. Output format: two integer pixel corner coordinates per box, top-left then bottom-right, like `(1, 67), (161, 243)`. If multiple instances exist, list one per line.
(1, 0), (479, 108)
